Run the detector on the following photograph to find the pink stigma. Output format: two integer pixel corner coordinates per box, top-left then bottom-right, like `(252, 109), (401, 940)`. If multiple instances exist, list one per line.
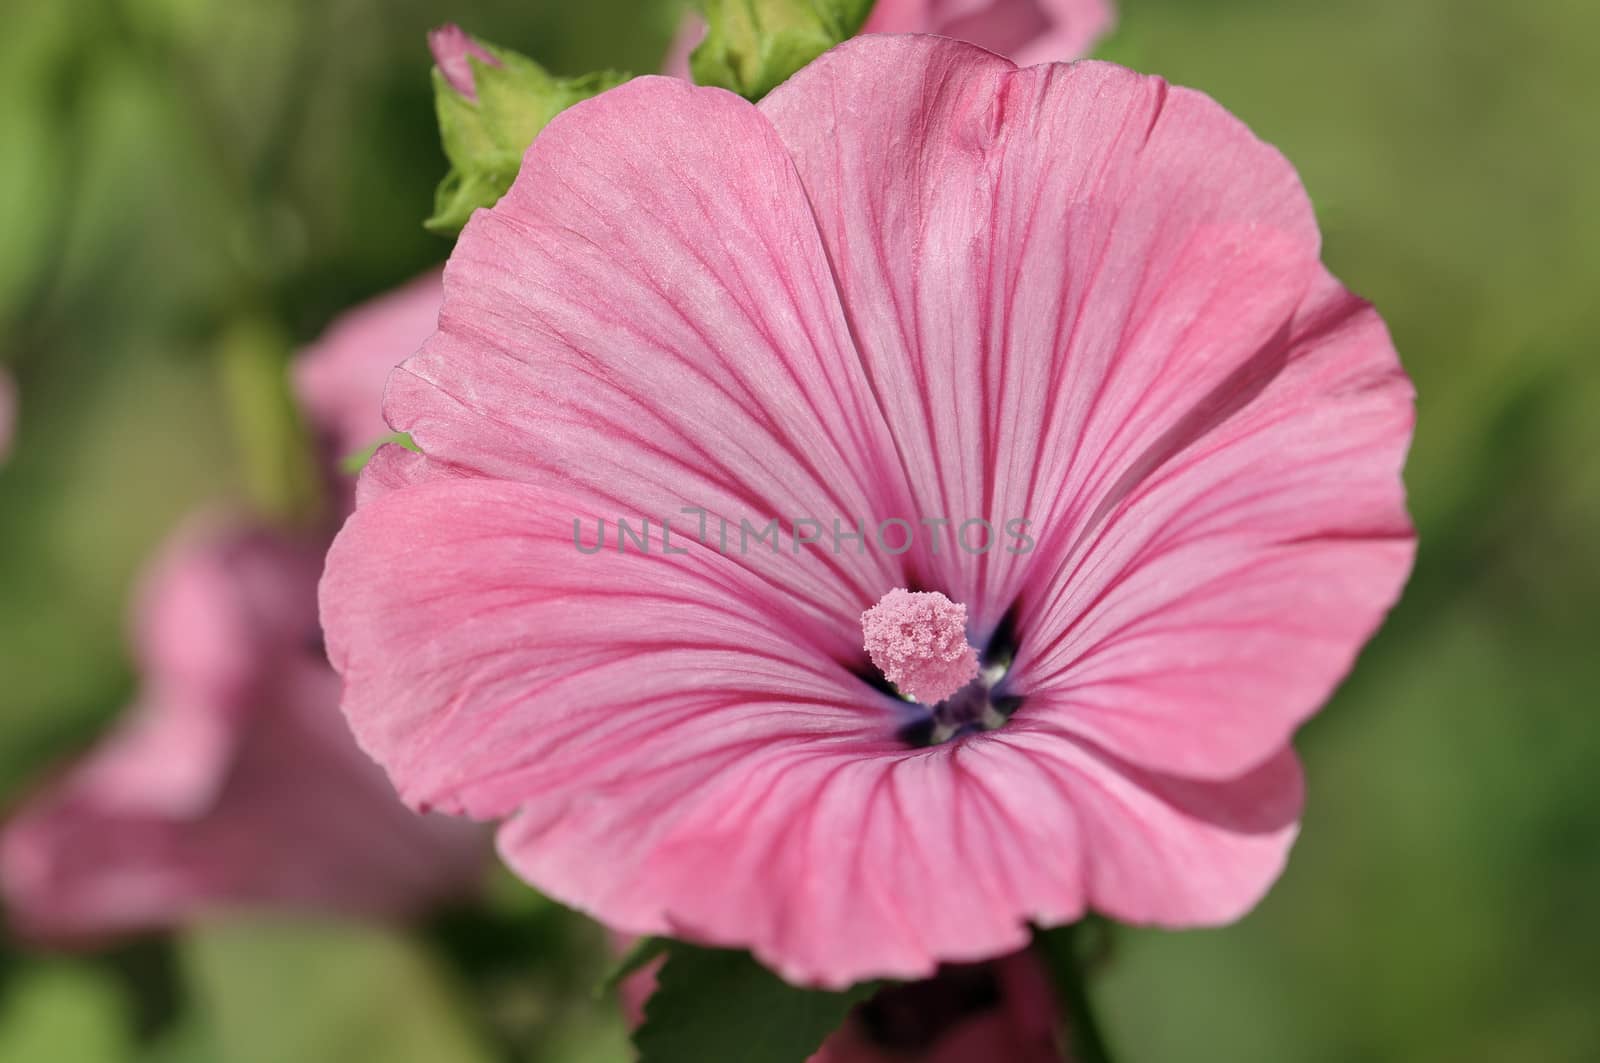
(860, 589), (979, 705)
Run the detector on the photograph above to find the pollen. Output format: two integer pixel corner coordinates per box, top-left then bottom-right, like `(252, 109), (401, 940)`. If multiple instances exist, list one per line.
(860, 588), (980, 705)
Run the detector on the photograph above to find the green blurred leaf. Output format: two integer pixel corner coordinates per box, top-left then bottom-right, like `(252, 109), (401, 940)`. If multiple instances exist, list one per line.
(0, 962), (131, 1063)
(137, 1019), (219, 1063)
(217, 318), (323, 528)
(427, 44), (629, 235)
(1034, 922), (1116, 1063)
(632, 943), (877, 1063)
(690, 0), (873, 100)
(180, 916), (494, 1063)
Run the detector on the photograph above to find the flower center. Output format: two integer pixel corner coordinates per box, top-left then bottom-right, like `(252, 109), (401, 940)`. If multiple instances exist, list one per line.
(861, 589), (979, 705)
(860, 590), (1022, 746)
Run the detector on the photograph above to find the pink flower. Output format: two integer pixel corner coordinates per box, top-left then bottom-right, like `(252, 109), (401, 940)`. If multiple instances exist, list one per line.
(321, 37), (1415, 987)
(0, 518), (486, 943)
(663, 0), (1114, 78)
(620, 946), (1061, 1061)
(293, 270), (443, 484)
(428, 24), (500, 100)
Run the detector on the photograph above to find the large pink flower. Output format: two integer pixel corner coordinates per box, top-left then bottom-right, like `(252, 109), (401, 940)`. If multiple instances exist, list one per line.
(0, 518), (486, 943)
(663, 0), (1114, 78)
(321, 37), (1415, 987)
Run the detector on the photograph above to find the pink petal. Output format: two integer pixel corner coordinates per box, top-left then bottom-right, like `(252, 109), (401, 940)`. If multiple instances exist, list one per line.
(292, 270), (443, 492)
(321, 477), (900, 823)
(1010, 272), (1414, 777)
(427, 24), (499, 100)
(991, 730), (1303, 924)
(658, 16), (704, 80)
(867, 0), (1116, 65)
(762, 41), (1329, 634)
(663, 0), (1113, 80)
(353, 439), (446, 506)
(326, 475), (1297, 983)
(384, 75), (916, 654)
(86, 517), (325, 818)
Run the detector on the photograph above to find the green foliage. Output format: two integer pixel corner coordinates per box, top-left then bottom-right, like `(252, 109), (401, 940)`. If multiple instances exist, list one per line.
(428, 43), (629, 235)
(0, 962), (131, 1063)
(632, 944), (878, 1063)
(690, 0), (875, 99)
(216, 319), (323, 528)
(179, 917), (493, 1063)
(1034, 922), (1115, 1063)
(340, 431), (419, 475)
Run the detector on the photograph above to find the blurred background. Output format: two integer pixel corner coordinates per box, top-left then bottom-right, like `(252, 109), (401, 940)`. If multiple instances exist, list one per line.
(0, 0), (1594, 1060)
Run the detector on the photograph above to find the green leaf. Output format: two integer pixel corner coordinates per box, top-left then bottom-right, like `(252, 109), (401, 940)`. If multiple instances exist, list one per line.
(632, 944), (878, 1063)
(1034, 921), (1118, 1063)
(690, 0), (875, 100)
(426, 45), (629, 235)
(340, 430), (419, 474)
(180, 915), (494, 1063)
(217, 318), (323, 529)
(0, 962), (132, 1063)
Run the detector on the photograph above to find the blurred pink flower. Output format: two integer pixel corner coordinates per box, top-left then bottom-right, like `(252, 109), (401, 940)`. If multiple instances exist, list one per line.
(663, 0), (1115, 78)
(321, 38), (1414, 987)
(293, 270), (442, 486)
(619, 945), (1062, 1061)
(428, 24), (500, 100)
(0, 518), (486, 944)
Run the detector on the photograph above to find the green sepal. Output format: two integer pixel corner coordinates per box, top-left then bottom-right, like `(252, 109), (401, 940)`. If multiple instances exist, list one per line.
(341, 431), (419, 475)
(426, 46), (629, 235)
(690, 0), (876, 100)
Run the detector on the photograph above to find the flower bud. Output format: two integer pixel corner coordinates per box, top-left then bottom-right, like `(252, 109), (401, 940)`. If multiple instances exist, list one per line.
(425, 26), (629, 234)
(427, 24), (500, 100)
(690, 0), (875, 100)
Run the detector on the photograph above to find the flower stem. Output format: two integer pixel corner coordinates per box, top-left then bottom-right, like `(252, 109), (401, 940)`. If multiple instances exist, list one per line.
(218, 318), (324, 530)
(1037, 921), (1117, 1063)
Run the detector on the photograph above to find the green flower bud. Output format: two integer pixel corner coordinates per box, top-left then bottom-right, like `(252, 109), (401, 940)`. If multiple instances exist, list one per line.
(690, 0), (876, 100)
(425, 26), (629, 235)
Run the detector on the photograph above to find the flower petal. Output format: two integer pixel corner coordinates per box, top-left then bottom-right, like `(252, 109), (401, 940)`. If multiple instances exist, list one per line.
(321, 477), (903, 822)
(498, 704), (1297, 984)
(325, 477), (1099, 984)
(0, 669), (486, 942)
(866, 0), (1117, 66)
(2, 525), (484, 943)
(293, 271), (442, 469)
(762, 39), (1325, 632)
(992, 729), (1303, 924)
(1011, 273), (1414, 777)
(385, 75), (917, 643)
